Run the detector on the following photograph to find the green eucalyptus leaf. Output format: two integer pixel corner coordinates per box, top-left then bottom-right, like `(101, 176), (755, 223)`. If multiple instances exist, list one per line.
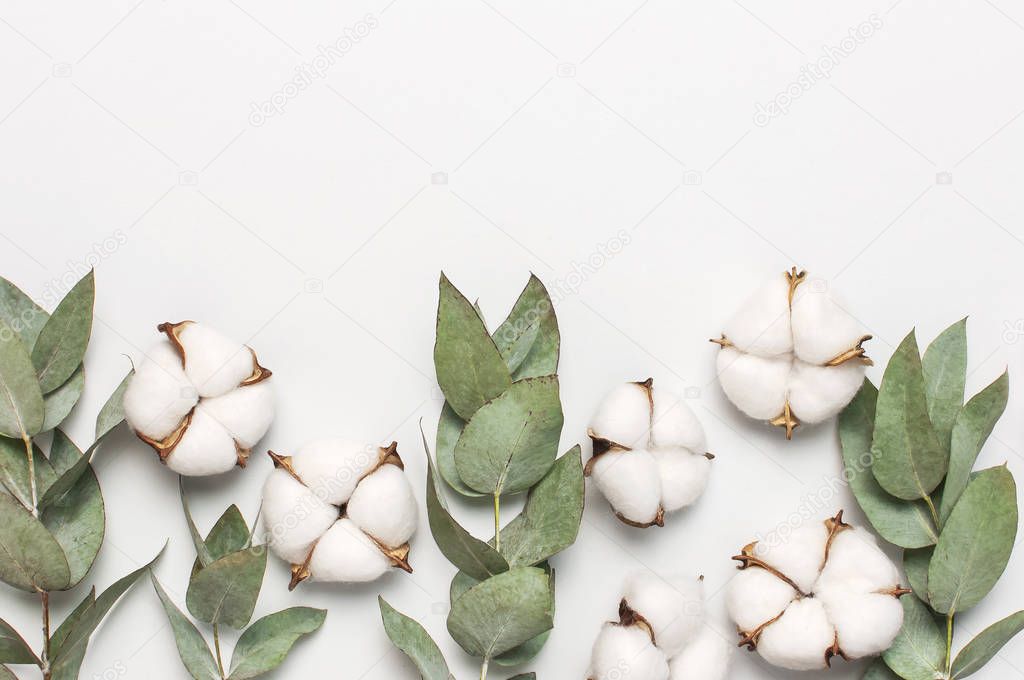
(0, 492), (70, 591)
(505, 674), (536, 680)
(50, 587), (95, 658)
(494, 630), (549, 667)
(872, 330), (947, 501)
(31, 271), (94, 394)
(922, 318), (968, 452)
(151, 573), (220, 680)
(0, 436), (54, 509)
(840, 381), (937, 548)
(862, 657), (901, 679)
(882, 594), (946, 680)
(437, 403), (483, 498)
(938, 371), (1009, 526)
(96, 370), (133, 440)
(492, 274), (559, 380)
(497, 447), (583, 566)
(0, 616), (39, 665)
(455, 376), (563, 496)
(902, 547), (933, 606)
(181, 479), (214, 568)
(193, 505), (250, 577)
(40, 436), (104, 588)
(42, 366), (84, 432)
(450, 570), (478, 603)
(0, 319), (44, 438)
(36, 437), (103, 511)
(434, 274), (511, 421)
(186, 546), (267, 629)
(951, 610), (1024, 677)
(929, 465), (1017, 614)
(0, 277), (48, 348)
(447, 567), (554, 660)
(0, 665), (15, 680)
(422, 424), (508, 580)
(227, 607), (326, 680)
(379, 596), (454, 680)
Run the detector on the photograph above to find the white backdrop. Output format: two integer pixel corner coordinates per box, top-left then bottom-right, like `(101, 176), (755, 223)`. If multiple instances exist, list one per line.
(1, 0), (1023, 678)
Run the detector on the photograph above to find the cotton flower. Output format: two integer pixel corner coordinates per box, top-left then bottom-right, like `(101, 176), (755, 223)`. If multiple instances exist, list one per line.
(123, 321), (274, 476)
(726, 512), (909, 671)
(713, 269), (871, 439)
(261, 439), (417, 589)
(588, 573), (731, 680)
(586, 379), (712, 527)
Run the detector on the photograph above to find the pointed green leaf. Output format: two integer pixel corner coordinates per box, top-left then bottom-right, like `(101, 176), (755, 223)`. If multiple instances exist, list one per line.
(929, 466), (1017, 614)
(0, 617), (39, 665)
(447, 567), (554, 660)
(50, 588), (95, 658)
(0, 665), (15, 680)
(31, 271), (94, 394)
(0, 320), (44, 438)
(379, 597), (454, 680)
(492, 274), (559, 380)
(151, 574), (220, 680)
(939, 371), (1009, 525)
(422, 425), (508, 580)
(0, 277), (48, 349)
(0, 436), (55, 509)
(840, 381), (938, 547)
(951, 610), (1024, 677)
(883, 594), (946, 680)
(922, 318), (968, 452)
(181, 479), (214, 568)
(498, 447), (583, 566)
(227, 607), (325, 680)
(505, 674), (536, 680)
(96, 370), (132, 440)
(436, 403), (483, 498)
(41, 435), (104, 588)
(193, 505), (249, 577)
(0, 492), (70, 591)
(186, 547), (267, 629)
(434, 274), (510, 420)
(872, 330), (947, 500)
(455, 376), (563, 496)
(903, 547), (933, 607)
(36, 437), (104, 512)
(42, 366), (84, 432)
(863, 658), (901, 679)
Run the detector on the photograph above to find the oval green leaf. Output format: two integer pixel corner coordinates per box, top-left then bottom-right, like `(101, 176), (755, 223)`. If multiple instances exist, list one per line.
(0, 436), (55, 509)
(31, 271), (94, 394)
(227, 607), (326, 680)
(42, 366), (84, 432)
(922, 318), (967, 452)
(447, 567), (554, 660)
(0, 319), (44, 438)
(437, 402), (484, 498)
(455, 376), (563, 496)
(882, 594), (946, 680)
(0, 616), (39, 665)
(938, 371), (1008, 526)
(0, 277), (48, 348)
(929, 465), (1018, 614)
(434, 273), (510, 421)
(193, 504), (250, 577)
(186, 547), (267, 629)
(0, 492), (70, 591)
(379, 596), (454, 680)
(492, 274), (559, 380)
(951, 610), (1024, 678)
(840, 380), (937, 547)
(902, 547), (933, 607)
(151, 573), (220, 680)
(872, 330), (947, 500)
(863, 658), (901, 679)
(40, 441), (104, 589)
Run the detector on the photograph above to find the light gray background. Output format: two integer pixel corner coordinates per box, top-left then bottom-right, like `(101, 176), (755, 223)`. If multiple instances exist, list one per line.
(1, 0), (1023, 678)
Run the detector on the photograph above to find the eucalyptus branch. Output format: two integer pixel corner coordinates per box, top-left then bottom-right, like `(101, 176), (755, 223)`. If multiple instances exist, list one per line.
(23, 433), (37, 516)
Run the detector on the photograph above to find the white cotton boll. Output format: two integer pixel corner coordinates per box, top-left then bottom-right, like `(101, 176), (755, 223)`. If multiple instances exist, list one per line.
(716, 348), (790, 420)
(756, 599), (835, 671)
(308, 519), (391, 583)
(817, 528), (900, 593)
(787, 361), (865, 425)
(726, 568), (797, 633)
(262, 469), (339, 564)
(622, 572), (704, 657)
(164, 408), (238, 476)
(721, 275), (793, 357)
(346, 464), (418, 548)
(818, 587), (903, 659)
(591, 449), (662, 525)
(649, 387), (706, 452)
(177, 323), (255, 398)
(752, 523), (829, 594)
(197, 381), (275, 449)
(651, 449), (710, 512)
(123, 341), (198, 440)
(791, 282), (866, 365)
(668, 626), (732, 680)
(290, 439), (380, 505)
(590, 382), (652, 448)
(589, 624), (669, 680)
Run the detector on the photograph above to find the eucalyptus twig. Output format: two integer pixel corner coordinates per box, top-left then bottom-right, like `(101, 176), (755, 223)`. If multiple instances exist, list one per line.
(945, 613), (954, 674)
(923, 493), (940, 529)
(213, 623), (226, 679)
(493, 493), (501, 552)
(40, 590), (51, 673)
(479, 658), (488, 680)
(23, 433), (37, 515)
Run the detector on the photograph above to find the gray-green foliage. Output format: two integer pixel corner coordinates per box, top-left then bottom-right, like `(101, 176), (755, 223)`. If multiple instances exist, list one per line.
(382, 274), (581, 679)
(155, 495), (324, 679)
(0, 272), (148, 679)
(839, 320), (1018, 680)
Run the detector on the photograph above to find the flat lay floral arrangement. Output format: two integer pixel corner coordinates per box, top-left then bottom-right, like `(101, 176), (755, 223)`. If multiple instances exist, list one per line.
(0, 268), (1018, 680)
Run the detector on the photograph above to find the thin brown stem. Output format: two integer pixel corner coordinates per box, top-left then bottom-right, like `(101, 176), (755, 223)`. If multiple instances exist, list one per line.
(40, 590), (51, 678)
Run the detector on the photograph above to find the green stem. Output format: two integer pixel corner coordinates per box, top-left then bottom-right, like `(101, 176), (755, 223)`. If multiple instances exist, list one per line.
(213, 623), (226, 679)
(480, 658), (489, 680)
(23, 434), (37, 516)
(493, 493), (501, 552)
(945, 613), (954, 674)
(923, 493), (940, 529)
